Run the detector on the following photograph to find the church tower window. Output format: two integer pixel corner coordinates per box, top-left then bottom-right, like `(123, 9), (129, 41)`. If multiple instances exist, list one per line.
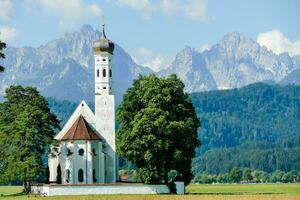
(103, 69), (106, 77)
(97, 69), (99, 77)
(109, 69), (112, 77)
(78, 149), (84, 156)
(78, 169), (84, 182)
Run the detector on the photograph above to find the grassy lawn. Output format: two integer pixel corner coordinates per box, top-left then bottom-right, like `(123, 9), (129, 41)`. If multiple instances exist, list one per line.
(186, 183), (300, 195)
(0, 184), (299, 200)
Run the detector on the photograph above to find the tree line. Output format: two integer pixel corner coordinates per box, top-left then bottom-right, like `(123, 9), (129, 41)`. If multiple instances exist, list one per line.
(193, 167), (300, 184)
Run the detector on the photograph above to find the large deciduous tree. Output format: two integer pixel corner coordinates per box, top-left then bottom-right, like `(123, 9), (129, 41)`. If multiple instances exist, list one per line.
(116, 74), (200, 185)
(0, 39), (6, 72)
(0, 86), (60, 193)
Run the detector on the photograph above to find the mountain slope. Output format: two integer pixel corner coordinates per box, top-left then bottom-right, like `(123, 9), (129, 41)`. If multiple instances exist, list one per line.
(160, 46), (217, 92)
(0, 25), (153, 104)
(280, 68), (300, 85)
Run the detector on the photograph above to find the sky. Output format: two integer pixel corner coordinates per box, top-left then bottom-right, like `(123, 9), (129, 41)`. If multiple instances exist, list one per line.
(0, 0), (300, 71)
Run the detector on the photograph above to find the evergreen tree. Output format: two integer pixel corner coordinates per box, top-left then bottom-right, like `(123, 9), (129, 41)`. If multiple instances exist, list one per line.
(0, 86), (60, 193)
(117, 74), (200, 185)
(0, 39), (6, 72)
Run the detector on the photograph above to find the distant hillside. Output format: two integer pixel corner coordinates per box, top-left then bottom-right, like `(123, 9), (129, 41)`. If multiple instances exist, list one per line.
(47, 83), (300, 174)
(192, 83), (300, 174)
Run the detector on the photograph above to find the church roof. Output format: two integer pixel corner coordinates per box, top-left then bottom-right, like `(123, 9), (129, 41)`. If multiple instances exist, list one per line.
(60, 115), (102, 141)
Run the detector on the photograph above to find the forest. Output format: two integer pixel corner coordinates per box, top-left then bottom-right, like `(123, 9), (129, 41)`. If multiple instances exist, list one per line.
(191, 83), (300, 175)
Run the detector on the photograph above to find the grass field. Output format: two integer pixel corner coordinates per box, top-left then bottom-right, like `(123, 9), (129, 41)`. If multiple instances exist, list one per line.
(0, 184), (299, 200)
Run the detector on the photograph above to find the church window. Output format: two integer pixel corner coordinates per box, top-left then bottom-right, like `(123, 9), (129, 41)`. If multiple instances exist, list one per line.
(97, 69), (99, 77)
(67, 148), (73, 156)
(93, 169), (97, 182)
(109, 59), (111, 62)
(102, 58), (106, 61)
(103, 87), (106, 90)
(66, 169), (70, 183)
(78, 169), (84, 182)
(92, 148), (97, 156)
(103, 69), (106, 77)
(78, 148), (84, 156)
(109, 69), (112, 77)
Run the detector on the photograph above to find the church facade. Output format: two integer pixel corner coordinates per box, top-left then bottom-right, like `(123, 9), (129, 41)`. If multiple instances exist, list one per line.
(48, 26), (117, 184)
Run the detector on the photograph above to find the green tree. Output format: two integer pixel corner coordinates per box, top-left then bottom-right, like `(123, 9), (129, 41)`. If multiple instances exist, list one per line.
(0, 39), (6, 72)
(116, 74), (200, 185)
(252, 170), (268, 183)
(230, 167), (242, 183)
(242, 168), (252, 182)
(0, 86), (60, 193)
(282, 172), (293, 183)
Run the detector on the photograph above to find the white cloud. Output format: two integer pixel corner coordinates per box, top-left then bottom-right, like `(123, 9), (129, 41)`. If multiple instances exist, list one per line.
(25, 0), (103, 29)
(257, 30), (300, 56)
(0, 0), (13, 21)
(114, 0), (212, 21)
(0, 26), (18, 44)
(132, 47), (170, 72)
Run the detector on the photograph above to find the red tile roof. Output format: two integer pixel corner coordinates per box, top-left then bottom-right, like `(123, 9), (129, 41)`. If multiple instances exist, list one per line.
(60, 115), (102, 141)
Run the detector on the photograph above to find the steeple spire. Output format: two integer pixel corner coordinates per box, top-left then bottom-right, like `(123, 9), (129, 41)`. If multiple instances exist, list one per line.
(102, 24), (107, 39)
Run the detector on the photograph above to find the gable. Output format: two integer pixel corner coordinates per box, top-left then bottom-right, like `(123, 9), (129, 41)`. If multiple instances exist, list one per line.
(55, 100), (97, 140)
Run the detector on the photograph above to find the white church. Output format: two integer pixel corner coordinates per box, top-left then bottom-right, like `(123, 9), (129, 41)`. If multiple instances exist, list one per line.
(48, 25), (117, 184)
(32, 26), (185, 195)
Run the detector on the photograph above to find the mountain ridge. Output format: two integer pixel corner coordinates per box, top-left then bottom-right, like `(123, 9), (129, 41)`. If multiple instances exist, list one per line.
(1, 25), (300, 103)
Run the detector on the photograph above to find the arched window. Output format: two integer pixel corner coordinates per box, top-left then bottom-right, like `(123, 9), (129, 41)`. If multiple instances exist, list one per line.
(78, 169), (84, 182)
(67, 148), (73, 156)
(103, 69), (106, 77)
(93, 169), (97, 182)
(66, 169), (70, 183)
(97, 69), (99, 77)
(109, 69), (112, 77)
(78, 148), (84, 156)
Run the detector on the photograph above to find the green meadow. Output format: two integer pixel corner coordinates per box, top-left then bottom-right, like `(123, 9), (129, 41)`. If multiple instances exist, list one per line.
(1, 183), (300, 200)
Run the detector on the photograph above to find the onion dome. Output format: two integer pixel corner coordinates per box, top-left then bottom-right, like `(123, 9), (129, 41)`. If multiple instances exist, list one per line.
(93, 24), (115, 54)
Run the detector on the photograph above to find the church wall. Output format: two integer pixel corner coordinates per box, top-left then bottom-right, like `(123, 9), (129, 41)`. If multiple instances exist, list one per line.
(59, 141), (92, 184)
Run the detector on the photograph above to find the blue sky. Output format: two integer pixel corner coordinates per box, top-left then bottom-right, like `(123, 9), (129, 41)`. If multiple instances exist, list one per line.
(1, 0), (300, 71)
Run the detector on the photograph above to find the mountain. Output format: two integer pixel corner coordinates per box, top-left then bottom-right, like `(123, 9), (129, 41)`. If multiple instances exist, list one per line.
(161, 32), (300, 92)
(191, 83), (300, 174)
(1, 26), (300, 104)
(0, 25), (153, 104)
(160, 46), (217, 91)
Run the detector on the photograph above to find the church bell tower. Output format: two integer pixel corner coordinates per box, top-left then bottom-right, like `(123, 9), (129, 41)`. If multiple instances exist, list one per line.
(93, 25), (116, 183)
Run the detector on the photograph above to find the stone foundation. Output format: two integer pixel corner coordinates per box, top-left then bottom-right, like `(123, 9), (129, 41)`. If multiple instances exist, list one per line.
(31, 183), (185, 196)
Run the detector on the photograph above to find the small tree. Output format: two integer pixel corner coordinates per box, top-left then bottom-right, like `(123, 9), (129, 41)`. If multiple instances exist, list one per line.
(117, 74), (200, 185)
(230, 167), (242, 183)
(0, 39), (6, 72)
(0, 86), (60, 193)
(242, 168), (252, 182)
